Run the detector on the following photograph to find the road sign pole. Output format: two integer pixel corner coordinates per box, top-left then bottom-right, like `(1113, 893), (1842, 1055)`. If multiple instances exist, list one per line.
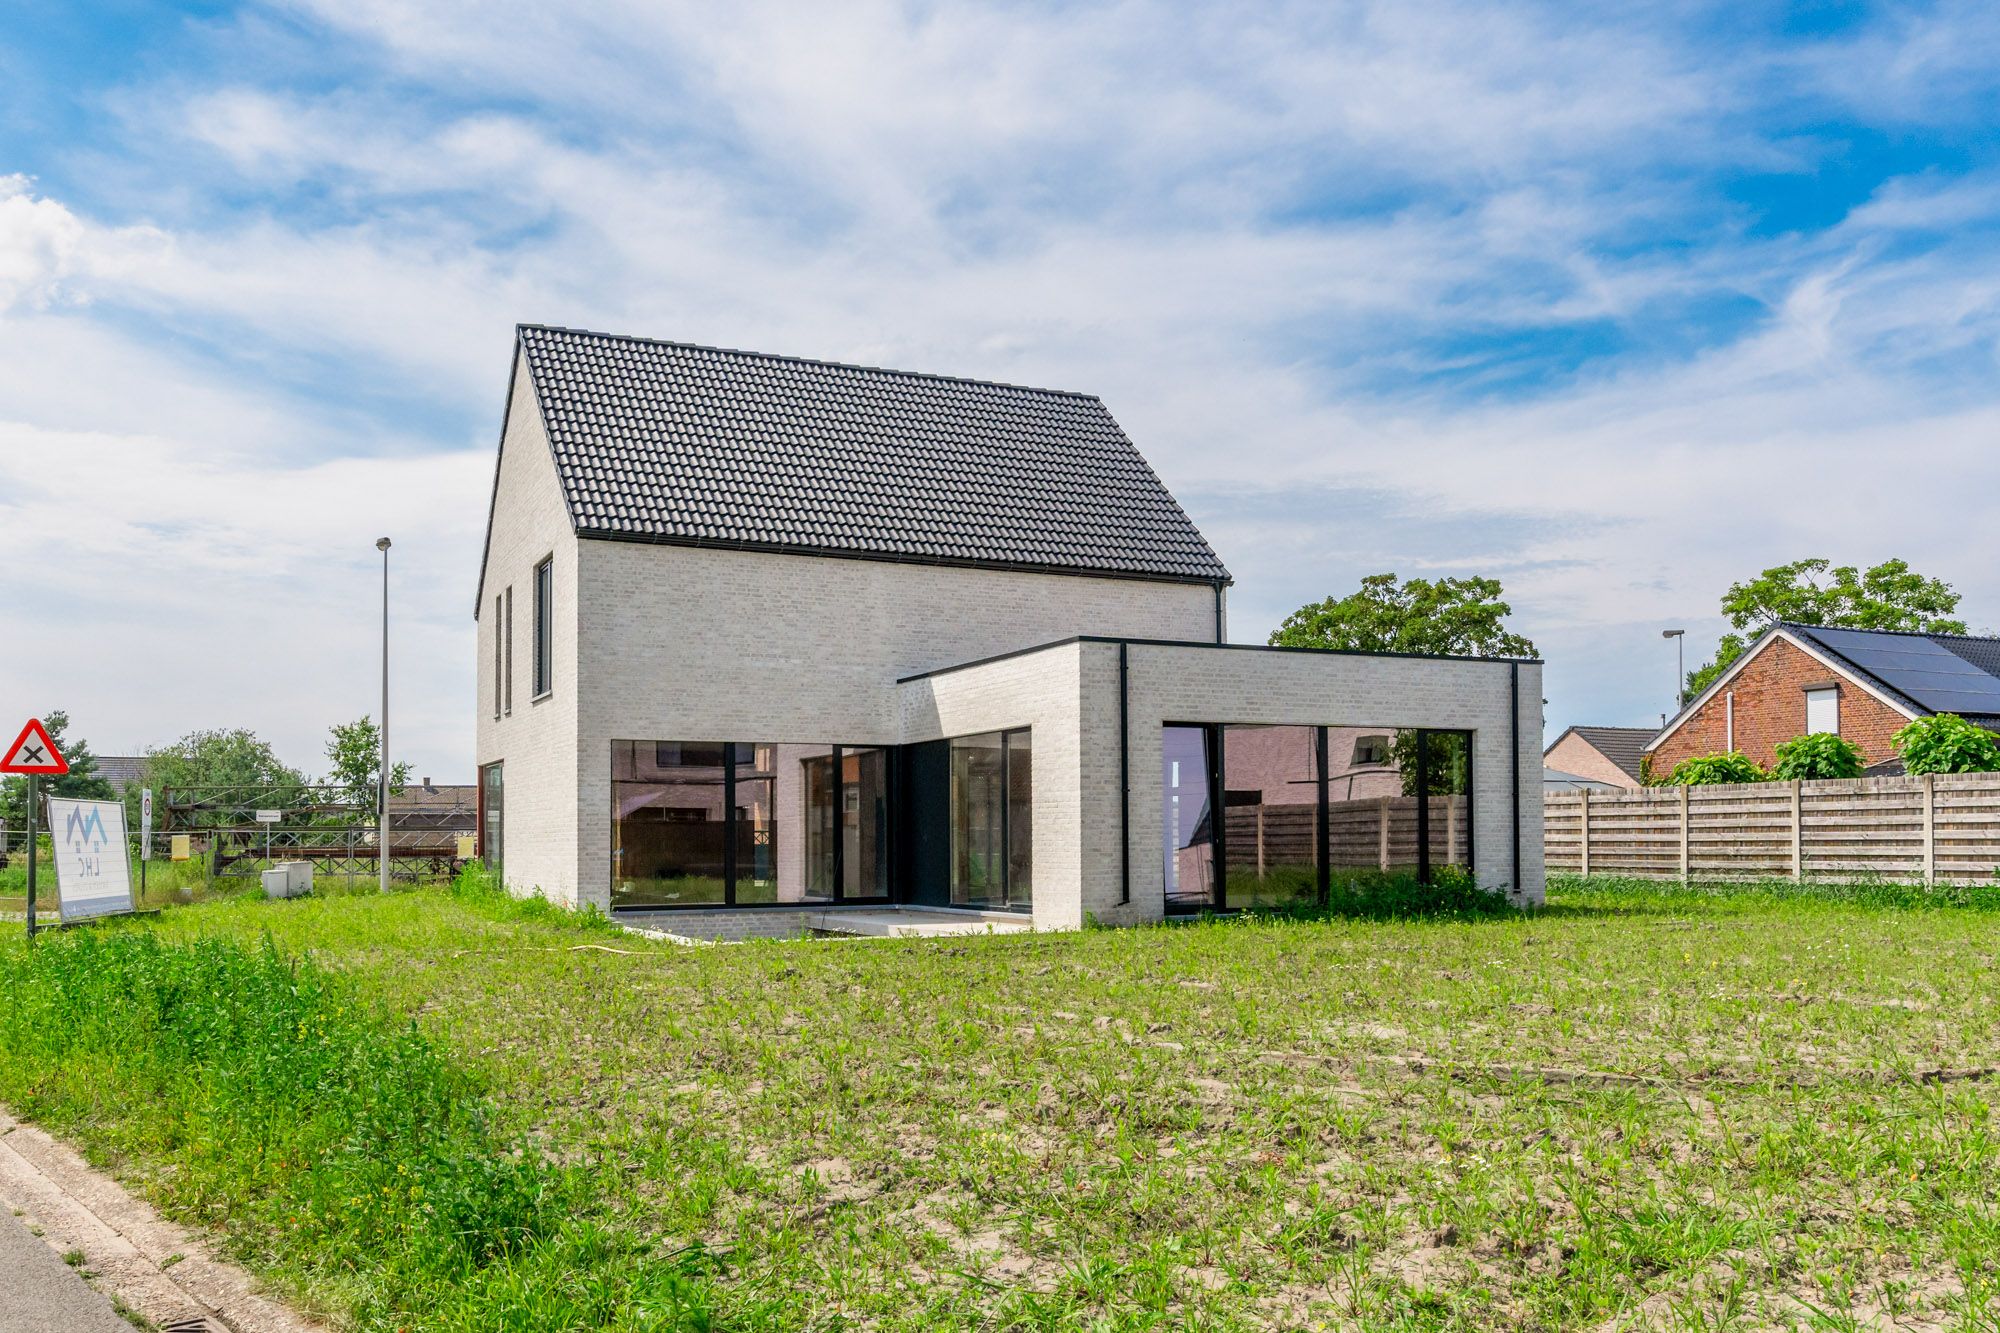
(25, 773), (37, 942)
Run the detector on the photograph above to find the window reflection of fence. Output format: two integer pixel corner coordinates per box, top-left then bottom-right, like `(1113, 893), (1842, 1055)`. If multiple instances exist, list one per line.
(1218, 796), (1471, 875)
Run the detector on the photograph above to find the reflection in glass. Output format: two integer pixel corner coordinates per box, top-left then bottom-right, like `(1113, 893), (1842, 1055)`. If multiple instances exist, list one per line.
(1415, 730), (1473, 880)
(951, 732), (1006, 906)
(1222, 724), (1320, 911)
(480, 761), (503, 880)
(802, 749), (838, 901)
(949, 729), (1031, 908)
(845, 747), (892, 900)
(1163, 725), (1215, 910)
(1004, 732), (1031, 908)
(611, 741), (729, 908)
(733, 744), (779, 903)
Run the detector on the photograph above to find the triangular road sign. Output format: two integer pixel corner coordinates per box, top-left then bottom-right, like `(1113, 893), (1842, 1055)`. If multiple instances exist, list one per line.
(1, 718), (68, 775)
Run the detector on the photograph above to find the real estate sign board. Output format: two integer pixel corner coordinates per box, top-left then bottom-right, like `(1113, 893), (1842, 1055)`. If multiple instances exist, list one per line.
(46, 796), (136, 924)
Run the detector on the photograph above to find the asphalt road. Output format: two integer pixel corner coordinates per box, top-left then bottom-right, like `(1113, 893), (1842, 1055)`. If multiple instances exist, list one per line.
(0, 1209), (131, 1333)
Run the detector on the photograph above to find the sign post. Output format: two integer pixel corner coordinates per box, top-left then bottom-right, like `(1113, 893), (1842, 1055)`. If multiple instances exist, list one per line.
(2, 719), (70, 942)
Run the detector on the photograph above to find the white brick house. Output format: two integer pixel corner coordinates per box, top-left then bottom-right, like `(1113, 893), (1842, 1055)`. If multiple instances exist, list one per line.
(474, 326), (1544, 935)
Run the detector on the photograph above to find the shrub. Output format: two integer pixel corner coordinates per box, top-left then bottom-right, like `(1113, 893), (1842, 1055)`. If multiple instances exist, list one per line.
(1894, 713), (2000, 775)
(1770, 732), (1864, 780)
(1664, 751), (1765, 785)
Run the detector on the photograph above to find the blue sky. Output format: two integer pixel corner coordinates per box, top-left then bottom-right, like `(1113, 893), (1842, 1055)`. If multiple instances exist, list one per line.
(4, 1), (2000, 778)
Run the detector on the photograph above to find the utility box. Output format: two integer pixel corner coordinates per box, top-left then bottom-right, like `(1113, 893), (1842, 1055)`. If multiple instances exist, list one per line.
(262, 861), (314, 900)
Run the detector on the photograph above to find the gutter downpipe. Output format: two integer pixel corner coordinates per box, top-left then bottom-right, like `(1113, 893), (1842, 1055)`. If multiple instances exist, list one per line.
(1509, 661), (1521, 899)
(1118, 643), (1131, 906)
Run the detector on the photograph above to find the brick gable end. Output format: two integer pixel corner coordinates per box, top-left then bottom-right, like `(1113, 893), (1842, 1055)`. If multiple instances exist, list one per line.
(1648, 637), (1911, 776)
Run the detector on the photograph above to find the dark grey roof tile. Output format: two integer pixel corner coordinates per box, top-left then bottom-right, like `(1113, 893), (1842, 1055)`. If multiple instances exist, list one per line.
(516, 325), (1230, 583)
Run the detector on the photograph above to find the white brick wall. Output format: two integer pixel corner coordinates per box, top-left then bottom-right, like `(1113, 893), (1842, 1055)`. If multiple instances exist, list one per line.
(569, 541), (1215, 908)
(895, 641), (1545, 928)
(474, 351), (582, 905)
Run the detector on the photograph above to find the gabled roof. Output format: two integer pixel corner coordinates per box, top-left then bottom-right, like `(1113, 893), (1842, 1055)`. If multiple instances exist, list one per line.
(1545, 725), (1654, 783)
(1645, 621), (2000, 752)
(510, 324), (1232, 585)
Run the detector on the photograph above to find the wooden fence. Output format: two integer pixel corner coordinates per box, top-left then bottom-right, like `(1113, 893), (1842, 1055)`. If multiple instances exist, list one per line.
(1545, 773), (2000, 883)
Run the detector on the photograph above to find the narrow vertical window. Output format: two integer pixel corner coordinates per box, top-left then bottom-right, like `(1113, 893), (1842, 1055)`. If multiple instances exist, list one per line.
(503, 585), (514, 714)
(492, 595), (502, 719)
(532, 557), (553, 697)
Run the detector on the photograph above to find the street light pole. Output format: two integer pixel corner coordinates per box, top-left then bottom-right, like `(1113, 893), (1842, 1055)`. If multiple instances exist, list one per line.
(377, 537), (392, 895)
(1662, 628), (1686, 713)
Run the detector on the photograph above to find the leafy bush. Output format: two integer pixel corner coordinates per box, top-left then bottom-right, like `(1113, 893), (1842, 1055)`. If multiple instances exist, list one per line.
(1770, 732), (1864, 780)
(1664, 751), (1765, 785)
(1894, 713), (2000, 775)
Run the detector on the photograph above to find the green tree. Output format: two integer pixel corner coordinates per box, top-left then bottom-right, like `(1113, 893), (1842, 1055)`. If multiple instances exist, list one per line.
(1269, 574), (1537, 659)
(1663, 752), (1765, 785)
(1770, 732), (1864, 781)
(1686, 558), (1968, 696)
(1, 711), (117, 831)
(1893, 714), (2000, 775)
(145, 729), (306, 794)
(325, 716), (410, 816)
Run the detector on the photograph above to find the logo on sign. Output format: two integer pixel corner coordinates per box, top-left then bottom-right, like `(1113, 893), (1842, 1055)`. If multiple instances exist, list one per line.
(66, 805), (108, 847)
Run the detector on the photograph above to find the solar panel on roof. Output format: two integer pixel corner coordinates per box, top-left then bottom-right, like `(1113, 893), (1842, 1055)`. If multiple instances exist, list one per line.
(1801, 626), (2000, 715)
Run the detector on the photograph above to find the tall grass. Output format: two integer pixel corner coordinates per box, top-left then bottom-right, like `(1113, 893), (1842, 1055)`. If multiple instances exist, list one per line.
(0, 928), (715, 1329)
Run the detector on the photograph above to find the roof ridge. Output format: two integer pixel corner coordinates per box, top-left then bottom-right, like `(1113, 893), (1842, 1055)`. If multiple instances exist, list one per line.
(1781, 619), (1993, 644)
(516, 323), (1105, 402)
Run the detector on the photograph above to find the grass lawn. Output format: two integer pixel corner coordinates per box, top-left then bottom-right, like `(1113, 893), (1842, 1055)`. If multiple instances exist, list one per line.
(3, 874), (1999, 1329)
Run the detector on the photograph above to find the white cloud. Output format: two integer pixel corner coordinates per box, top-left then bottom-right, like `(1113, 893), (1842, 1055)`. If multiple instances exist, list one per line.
(5, 0), (2000, 766)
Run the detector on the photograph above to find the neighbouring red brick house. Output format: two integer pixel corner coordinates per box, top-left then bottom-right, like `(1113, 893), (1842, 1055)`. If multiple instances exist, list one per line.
(1644, 622), (2000, 775)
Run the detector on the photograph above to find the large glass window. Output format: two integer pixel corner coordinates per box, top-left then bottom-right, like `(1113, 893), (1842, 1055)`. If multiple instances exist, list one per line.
(950, 729), (1031, 909)
(612, 741), (730, 908)
(1413, 730), (1473, 883)
(1165, 723), (1474, 912)
(1222, 725), (1321, 911)
(1163, 725), (1216, 910)
(614, 740), (887, 909)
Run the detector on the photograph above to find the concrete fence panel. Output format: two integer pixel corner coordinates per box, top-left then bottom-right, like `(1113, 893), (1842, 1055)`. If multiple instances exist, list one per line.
(1546, 773), (2000, 883)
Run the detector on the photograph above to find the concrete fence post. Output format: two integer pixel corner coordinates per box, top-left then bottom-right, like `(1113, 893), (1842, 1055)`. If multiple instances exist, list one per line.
(1922, 772), (1936, 887)
(1678, 785), (1691, 884)
(1578, 786), (1591, 878)
(1800, 780), (1816, 880)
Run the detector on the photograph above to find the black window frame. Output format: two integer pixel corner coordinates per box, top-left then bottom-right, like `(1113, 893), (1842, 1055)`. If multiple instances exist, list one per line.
(492, 594), (502, 720)
(503, 584), (514, 715)
(610, 740), (895, 910)
(1162, 723), (1474, 915)
(480, 761), (503, 880)
(531, 556), (553, 699)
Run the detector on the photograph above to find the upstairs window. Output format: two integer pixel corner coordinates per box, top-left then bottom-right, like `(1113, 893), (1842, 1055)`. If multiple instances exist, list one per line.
(532, 557), (553, 697)
(492, 594), (502, 719)
(1805, 686), (1839, 735)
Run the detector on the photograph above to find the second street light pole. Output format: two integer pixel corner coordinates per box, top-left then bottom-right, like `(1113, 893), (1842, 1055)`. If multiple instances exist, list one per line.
(1663, 628), (1686, 713)
(378, 537), (392, 896)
